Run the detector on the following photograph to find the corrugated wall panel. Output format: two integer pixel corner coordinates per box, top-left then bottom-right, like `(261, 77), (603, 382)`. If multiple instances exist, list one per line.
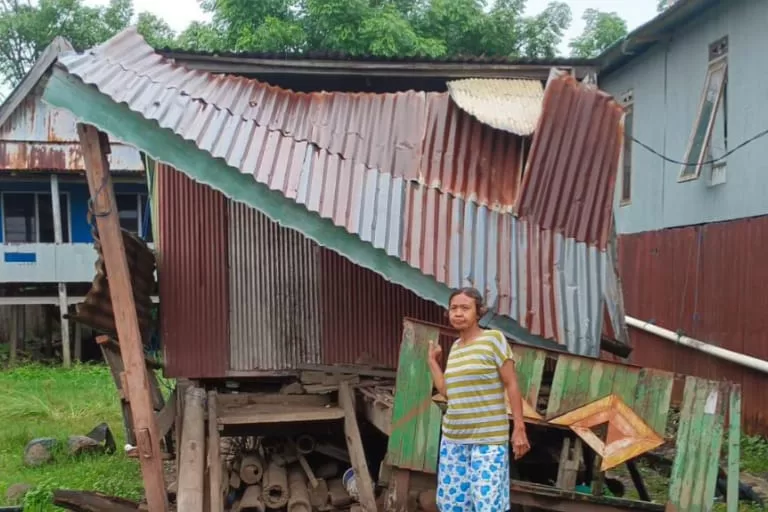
(619, 215), (768, 435)
(228, 201), (322, 371)
(319, 248), (448, 369)
(157, 164), (228, 378)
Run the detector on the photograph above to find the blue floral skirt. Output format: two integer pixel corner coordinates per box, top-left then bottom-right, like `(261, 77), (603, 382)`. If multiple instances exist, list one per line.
(437, 437), (510, 512)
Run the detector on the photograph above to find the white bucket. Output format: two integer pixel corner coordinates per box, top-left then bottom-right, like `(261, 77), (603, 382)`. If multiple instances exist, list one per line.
(342, 467), (359, 500)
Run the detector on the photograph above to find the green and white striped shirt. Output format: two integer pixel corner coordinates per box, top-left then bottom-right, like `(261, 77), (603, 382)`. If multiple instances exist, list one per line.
(442, 329), (514, 445)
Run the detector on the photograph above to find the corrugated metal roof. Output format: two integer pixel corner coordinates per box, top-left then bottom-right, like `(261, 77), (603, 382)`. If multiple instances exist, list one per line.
(51, 28), (626, 356)
(446, 79), (543, 136)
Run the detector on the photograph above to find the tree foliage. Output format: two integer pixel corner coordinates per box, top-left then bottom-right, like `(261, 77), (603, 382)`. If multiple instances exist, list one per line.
(0, 0), (174, 88)
(177, 0), (575, 59)
(569, 8), (628, 58)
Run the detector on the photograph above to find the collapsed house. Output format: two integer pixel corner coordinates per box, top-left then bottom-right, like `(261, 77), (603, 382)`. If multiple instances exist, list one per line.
(35, 27), (742, 512)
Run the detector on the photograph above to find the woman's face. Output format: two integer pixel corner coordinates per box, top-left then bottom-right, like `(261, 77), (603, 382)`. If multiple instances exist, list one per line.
(448, 292), (478, 330)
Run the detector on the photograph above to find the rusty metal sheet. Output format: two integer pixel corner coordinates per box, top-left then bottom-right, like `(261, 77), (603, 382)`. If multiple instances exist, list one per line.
(516, 74), (624, 250)
(619, 216), (768, 435)
(446, 78), (543, 136)
(228, 200), (322, 371)
(55, 28), (627, 357)
(319, 248), (447, 369)
(0, 94), (143, 172)
(72, 228), (155, 341)
(156, 163), (229, 378)
(58, 28), (524, 211)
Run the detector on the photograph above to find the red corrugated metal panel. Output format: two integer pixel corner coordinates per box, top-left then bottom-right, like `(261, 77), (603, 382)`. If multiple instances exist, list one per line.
(319, 248), (447, 368)
(619, 216), (768, 435)
(157, 163), (229, 378)
(517, 76), (623, 249)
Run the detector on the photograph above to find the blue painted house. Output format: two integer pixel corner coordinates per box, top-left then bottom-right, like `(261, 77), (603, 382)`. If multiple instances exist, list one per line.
(0, 39), (151, 359)
(598, 0), (768, 433)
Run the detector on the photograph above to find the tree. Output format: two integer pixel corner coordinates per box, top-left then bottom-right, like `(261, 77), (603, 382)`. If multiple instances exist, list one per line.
(569, 8), (628, 58)
(0, 0), (174, 89)
(177, 0), (574, 59)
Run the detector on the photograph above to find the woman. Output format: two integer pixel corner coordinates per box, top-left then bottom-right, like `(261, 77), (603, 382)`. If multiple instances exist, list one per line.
(428, 287), (531, 512)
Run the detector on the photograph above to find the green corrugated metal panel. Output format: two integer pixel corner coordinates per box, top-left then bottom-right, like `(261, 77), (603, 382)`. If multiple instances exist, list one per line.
(667, 377), (729, 512)
(387, 319), (443, 474)
(511, 348), (674, 435)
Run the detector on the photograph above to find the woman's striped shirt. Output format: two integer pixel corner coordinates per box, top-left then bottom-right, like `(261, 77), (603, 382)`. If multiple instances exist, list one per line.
(442, 329), (514, 445)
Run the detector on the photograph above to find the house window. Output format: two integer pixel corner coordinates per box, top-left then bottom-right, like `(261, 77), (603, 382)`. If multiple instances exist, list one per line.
(2, 192), (70, 243)
(620, 90), (634, 205)
(679, 36), (728, 181)
(116, 193), (152, 242)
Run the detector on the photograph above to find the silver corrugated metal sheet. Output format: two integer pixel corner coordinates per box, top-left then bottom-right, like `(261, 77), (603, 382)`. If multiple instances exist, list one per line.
(229, 200), (322, 370)
(446, 78), (543, 136)
(51, 28), (626, 357)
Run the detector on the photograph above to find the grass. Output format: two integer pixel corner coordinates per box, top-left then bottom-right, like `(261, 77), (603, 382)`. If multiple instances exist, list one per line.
(0, 363), (148, 510)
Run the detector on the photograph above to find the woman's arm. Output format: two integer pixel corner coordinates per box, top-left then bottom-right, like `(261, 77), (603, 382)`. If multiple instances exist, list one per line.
(500, 359), (531, 459)
(428, 341), (447, 396)
(499, 360), (525, 428)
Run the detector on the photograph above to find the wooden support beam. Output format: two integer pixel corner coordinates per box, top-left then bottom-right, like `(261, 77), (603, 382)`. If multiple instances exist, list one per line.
(51, 173), (71, 368)
(77, 124), (168, 512)
(177, 386), (206, 512)
(338, 381), (377, 512)
(8, 305), (18, 366)
(208, 390), (223, 512)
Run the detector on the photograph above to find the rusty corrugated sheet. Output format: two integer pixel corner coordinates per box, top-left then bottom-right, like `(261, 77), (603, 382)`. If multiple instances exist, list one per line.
(72, 228), (155, 340)
(0, 94), (143, 172)
(619, 215), (768, 435)
(57, 29), (524, 211)
(55, 29), (626, 357)
(320, 248), (446, 368)
(228, 200), (322, 371)
(446, 78), (543, 136)
(516, 75), (623, 250)
(156, 163), (229, 378)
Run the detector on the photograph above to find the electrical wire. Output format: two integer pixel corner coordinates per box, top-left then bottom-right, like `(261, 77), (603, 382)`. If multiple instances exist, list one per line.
(630, 126), (768, 166)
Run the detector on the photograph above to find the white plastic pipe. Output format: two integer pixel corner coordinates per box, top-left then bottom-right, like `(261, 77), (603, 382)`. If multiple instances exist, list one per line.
(625, 315), (768, 375)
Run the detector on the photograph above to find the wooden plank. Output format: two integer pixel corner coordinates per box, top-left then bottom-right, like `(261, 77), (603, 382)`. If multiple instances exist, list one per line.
(217, 392), (330, 408)
(156, 389), (177, 438)
(208, 391), (223, 512)
(338, 380), (377, 512)
(667, 377), (697, 506)
(218, 404), (344, 425)
(78, 124), (168, 512)
(297, 363), (396, 379)
(513, 346), (547, 408)
(726, 385), (741, 512)
(9, 304), (17, 366)
(700, 383), (726, 511)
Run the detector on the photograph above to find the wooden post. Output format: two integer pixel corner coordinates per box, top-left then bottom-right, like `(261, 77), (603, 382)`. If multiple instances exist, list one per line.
(51, 174), (71, 368)
(208, 390), (223, 512)
(74, 321), (83, 363)
(338, 380), (377, 512)
(77, 124), (168, 512)
(9, 305), (18, 366)
(178, 386), (206, 512)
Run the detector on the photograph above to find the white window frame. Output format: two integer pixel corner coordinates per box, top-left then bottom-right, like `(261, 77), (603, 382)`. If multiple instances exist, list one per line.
(679, 39), (728, 182)
(115, 192), (150, 238)
(619, 89), (634, 206)
(0, 190), (73, 244)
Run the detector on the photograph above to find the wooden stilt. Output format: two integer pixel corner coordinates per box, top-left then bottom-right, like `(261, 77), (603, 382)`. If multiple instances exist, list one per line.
(338, 380), (377, 512)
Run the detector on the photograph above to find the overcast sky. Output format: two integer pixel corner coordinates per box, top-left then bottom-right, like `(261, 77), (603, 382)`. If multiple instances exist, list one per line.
(84, 0), (660, 55)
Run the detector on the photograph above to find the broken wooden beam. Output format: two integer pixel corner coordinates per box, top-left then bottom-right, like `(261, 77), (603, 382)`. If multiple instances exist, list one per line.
(51, 490), (139, 512)
(77, 124), (168, 512)
(339, 380), (377, 512)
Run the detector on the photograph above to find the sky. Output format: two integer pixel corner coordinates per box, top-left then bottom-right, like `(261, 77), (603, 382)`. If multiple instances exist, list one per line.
(85, 0), (660, 55)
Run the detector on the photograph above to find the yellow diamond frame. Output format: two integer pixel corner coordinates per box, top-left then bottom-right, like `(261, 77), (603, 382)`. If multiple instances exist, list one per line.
(549, 394), (665, 471)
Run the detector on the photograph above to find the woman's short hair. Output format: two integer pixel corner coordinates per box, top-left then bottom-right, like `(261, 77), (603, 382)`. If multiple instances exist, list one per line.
(448, 287), (489, 317)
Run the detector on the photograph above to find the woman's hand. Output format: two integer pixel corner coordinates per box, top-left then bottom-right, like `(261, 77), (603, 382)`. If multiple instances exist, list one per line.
(428, 340), (443, 364)
(511, 425), (531, 460)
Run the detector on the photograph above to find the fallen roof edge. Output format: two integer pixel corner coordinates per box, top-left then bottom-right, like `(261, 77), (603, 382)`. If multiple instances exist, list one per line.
(0, 36), (74, 130)
(41, 65), (564, 353)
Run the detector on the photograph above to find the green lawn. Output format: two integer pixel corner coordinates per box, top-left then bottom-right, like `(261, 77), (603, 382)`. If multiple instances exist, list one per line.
(0, 364), (146, 510)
